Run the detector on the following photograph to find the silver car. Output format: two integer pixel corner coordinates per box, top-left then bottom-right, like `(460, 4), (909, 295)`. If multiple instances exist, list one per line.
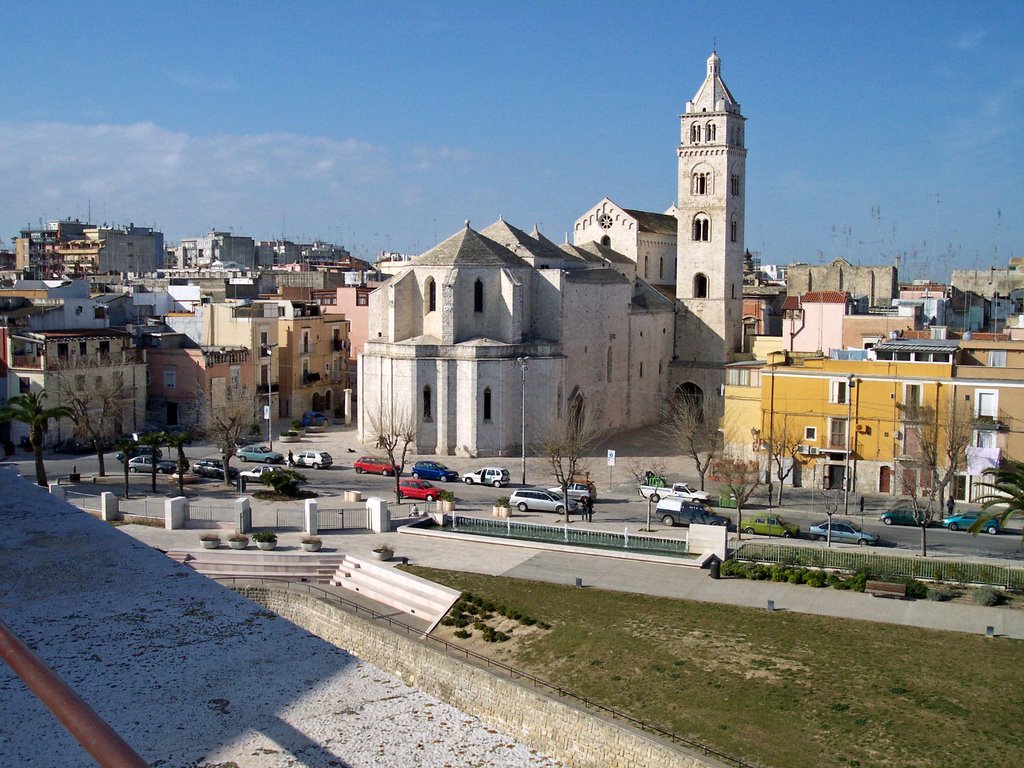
(509, 489), (576, 514)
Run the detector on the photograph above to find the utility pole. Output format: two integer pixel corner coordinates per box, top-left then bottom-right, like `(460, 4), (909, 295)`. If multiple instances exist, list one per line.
(517, 356), (529, 485)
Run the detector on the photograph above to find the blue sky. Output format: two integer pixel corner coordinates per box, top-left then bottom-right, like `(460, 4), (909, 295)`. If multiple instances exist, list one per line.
(2, 1), (1021, 278)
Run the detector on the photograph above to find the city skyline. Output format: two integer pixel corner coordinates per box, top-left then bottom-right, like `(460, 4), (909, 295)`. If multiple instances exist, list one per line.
(2, 1), (1021, 277)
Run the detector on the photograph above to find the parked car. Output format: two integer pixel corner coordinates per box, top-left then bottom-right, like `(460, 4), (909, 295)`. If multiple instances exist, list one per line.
(508, 488), (574, 514)
(55, 437), (105, 455)
(808, 520), (879, 545)
(941, 511), (1000, 535)
(879, 507), (925, 526)
(237, 445), (285, 464)
(398, 478), (440, 501)
(192, 458), (239, 480)
(127, 455), (177, 474)
(301, 411), (328, 428)
(462, 467), (511, 487)
(412, 461), (460, 482)
(293, 450), (333, 469)
(547, 481), (597, 502)
(656, 498), (729, 528)
(241, 465), (282, 481)
(740, 514), (799, 538)
(116, 445), (162, 463)
(353, 456), (398, 475)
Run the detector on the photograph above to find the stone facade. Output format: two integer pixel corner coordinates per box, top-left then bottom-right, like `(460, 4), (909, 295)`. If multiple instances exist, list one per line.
(238, 586), (716, 768)
(787, 258), (898, 307)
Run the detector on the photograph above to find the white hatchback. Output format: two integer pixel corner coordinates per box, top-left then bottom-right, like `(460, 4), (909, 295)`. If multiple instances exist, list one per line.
(461, 467), (511, 487)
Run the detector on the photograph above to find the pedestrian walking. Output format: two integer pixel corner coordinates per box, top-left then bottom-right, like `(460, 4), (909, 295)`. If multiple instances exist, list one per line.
(946, 496), (955, 517)
(287, 450), (294, 467)
(584, 495), (594, 522)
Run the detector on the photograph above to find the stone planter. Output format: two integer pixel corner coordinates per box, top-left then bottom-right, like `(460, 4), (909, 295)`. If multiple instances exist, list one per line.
(371, 549), (393, 561)
(492, 506), (510, 518)
(279, 433), (302, 443)
(301, 541), (322, 552)
(227, 539), (248, 550)
(304, 424), (326, 433)
(200, 538), (220, 549)
(256, 540), (277, 551)
(343, 490), (363, 503)
(438, 500), (455, 514)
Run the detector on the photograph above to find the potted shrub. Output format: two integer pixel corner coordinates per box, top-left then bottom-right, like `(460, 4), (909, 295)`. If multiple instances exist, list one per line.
(280, 429), (301, 443)
(290, 419), (305, 433)
(438, 490), (456, 514)
(371, 543), (394, 561)
(301, 535), (322, 552)
(493, 496), (511, 518)
(199, 531), (221, 549)
(227, 533), (249, 550)
(252, 531), (278, 551)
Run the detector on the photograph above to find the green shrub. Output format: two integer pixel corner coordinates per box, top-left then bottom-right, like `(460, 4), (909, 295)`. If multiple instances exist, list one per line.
(251, 531), (277, 543)
(927, 587), (954, 602)
(902, 579), (928, 599)
(454, 629), (471, 639)
(975, 587), (1006, 607)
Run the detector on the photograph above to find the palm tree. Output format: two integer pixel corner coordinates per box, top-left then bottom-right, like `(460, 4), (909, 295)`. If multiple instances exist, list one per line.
(971, 462), (1024, 539)
(165, 430), (193, 497)
(0, 390), (72, 487)
(114, 437), (137, 499)
(137, 431), (167, 493)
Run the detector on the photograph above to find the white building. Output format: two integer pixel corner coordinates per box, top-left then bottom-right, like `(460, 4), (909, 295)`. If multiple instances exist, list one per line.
(359, 52), (747, 456)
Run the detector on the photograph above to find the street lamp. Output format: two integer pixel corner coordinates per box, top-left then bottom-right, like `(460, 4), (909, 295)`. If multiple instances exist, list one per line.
(517, 356), (529, 485)
(843, 373), (855, 516)
(264, 345), (277, 450)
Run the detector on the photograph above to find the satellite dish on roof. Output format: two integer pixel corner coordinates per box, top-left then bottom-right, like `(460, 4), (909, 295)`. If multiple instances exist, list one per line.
(963, 331), (973, 340)
(889, 331), (898, 340)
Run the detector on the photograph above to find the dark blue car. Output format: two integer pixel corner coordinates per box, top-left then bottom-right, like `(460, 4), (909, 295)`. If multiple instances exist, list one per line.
(411, 461), (460, 482)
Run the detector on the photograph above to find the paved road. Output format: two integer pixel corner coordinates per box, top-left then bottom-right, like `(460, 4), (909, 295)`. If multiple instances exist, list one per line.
(5, 423), (1022, 563)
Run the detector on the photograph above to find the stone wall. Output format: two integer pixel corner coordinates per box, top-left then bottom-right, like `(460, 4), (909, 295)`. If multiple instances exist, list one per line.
(238, 586), (718, 768)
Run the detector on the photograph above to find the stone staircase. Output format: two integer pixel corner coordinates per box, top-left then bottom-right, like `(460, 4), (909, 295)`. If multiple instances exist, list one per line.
(330, 555), (460, 630)
(166, 550), (348, 584)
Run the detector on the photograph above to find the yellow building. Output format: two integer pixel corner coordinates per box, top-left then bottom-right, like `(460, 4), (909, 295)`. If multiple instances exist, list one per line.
(724, 337), (1024, 502)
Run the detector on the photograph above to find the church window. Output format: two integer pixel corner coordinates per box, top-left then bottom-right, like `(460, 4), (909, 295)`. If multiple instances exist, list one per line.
(693, 172), (708, 195)
(556, 383), (563, 417)
(601, 235), (611, 246)
(731, 284), (736, 299)
(659, 257), (664, 279)
(731, 174), (740, 196)
(606, 347), (613, 383)
(423, 386), (432, 420)
(693, 273), (709, 298)
(426, 278), (436, 313)
(474, 279), (484, 313)
(693, 124), (702, 143)
(483, 387), (492, 421)
(730, 219), (738, 243)
(707, 122), (716, 141)
(692, 215), (710, 242)
(639, 362), (644, 379)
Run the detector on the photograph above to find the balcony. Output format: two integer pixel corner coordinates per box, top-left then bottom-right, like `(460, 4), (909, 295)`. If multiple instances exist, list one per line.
(11, 354), (43, 369)
(974, 414), (1010, 432)
(256, 383), (280, 395)
(332, 338), (346, 352)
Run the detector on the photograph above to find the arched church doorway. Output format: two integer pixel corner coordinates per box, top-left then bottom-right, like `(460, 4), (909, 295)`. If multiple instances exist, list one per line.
(311, 392), (323, 412)
(673, 382), (705, 421)
(325, 390), (333, 412)
(568, 387), (587, 432)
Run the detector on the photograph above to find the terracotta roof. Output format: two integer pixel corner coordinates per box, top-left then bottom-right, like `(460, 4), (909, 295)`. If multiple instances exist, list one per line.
(781, 296), (801, 311)
(801, 290), (849, 304)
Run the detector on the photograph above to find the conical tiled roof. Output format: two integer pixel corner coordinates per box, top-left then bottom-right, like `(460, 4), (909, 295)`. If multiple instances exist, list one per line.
(687, 51), (740, 114)
(479, 218), (566, 263)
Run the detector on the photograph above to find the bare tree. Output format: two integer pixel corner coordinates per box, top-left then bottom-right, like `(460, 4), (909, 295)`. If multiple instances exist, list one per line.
(200, 384), (259, 484)
(536, 406), (603, 519)
(365, 402), (418, 501)
(623, 457), (669, 486)
(900, 394), (972, 556)
(765, 415), (802, 506)
(710, 455), (761, 539)
(660, 394), (722, 491)
(820, 488), (841, 547)
(50, 355), (138, 477)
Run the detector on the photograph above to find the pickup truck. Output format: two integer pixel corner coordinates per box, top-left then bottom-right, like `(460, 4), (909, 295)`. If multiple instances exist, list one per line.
(637, 481), (712, 504)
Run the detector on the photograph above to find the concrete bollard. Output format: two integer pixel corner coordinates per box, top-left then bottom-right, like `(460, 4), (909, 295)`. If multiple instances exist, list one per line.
(304, 499), (318, 535)
(100, 492), (120, 522)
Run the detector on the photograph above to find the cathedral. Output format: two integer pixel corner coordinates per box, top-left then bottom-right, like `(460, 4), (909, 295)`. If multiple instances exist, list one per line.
(358, 52), (746, 457)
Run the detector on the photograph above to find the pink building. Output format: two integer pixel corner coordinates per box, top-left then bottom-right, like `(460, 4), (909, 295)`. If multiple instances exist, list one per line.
(781, 290), (850, 354)
(316, 284), (377, 388)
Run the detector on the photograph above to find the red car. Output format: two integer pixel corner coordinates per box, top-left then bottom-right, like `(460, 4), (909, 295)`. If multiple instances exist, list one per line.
(353, 456), (398, 475)
(398, 479), (439, 501)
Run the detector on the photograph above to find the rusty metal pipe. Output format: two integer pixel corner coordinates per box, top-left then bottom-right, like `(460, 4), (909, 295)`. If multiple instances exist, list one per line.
(0, 619), (149, 767)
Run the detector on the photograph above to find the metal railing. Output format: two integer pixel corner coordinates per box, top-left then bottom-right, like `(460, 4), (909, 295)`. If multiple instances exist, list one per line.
(65, 490), (102, 513)
(187, 505), (235, 523)
(221, 577), (756, 768)
(0, 619), (148, 767)
(316, 507), (368, 531)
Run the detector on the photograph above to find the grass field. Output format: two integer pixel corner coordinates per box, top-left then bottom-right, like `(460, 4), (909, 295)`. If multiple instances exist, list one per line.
(407, 566), (1024, 768)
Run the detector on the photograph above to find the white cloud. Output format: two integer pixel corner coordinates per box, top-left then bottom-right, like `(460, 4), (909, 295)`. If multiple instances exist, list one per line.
(952, 30), (987, 51)
(0, 121), (483, 249)
(166, 69), (238, 92)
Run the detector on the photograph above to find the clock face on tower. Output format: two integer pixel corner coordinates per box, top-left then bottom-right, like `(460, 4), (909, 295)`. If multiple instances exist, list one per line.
(598, 213), (613, 229)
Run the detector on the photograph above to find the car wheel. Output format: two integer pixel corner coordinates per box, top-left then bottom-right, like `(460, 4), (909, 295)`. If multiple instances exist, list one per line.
(412, 472), (421, 479)
(857, 538), (868, 546)
(493, 480), (502, 488)
(241, 456), (249, 462)
(948, 522), (959, 532)
(556, 505), (565, 515)
(426, 494), (436, 502)
(743, 527), (755, 535)
(383, 469), (392, 476)
(517, 502), (528, 512)
(313, 463), (321, 469)
(986, 526), (998, 535)
(883, 517), (893, 525)
(783, 531), (793, 539)
(812, 534), (823, 542)
(130, 467), (138, 473)
(650, 493), (661, 503)
(464, 477), (475, 484)
(355, 466), (363, 474)
(661, 515), (675, 527)
(265, 458), (274, 464)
